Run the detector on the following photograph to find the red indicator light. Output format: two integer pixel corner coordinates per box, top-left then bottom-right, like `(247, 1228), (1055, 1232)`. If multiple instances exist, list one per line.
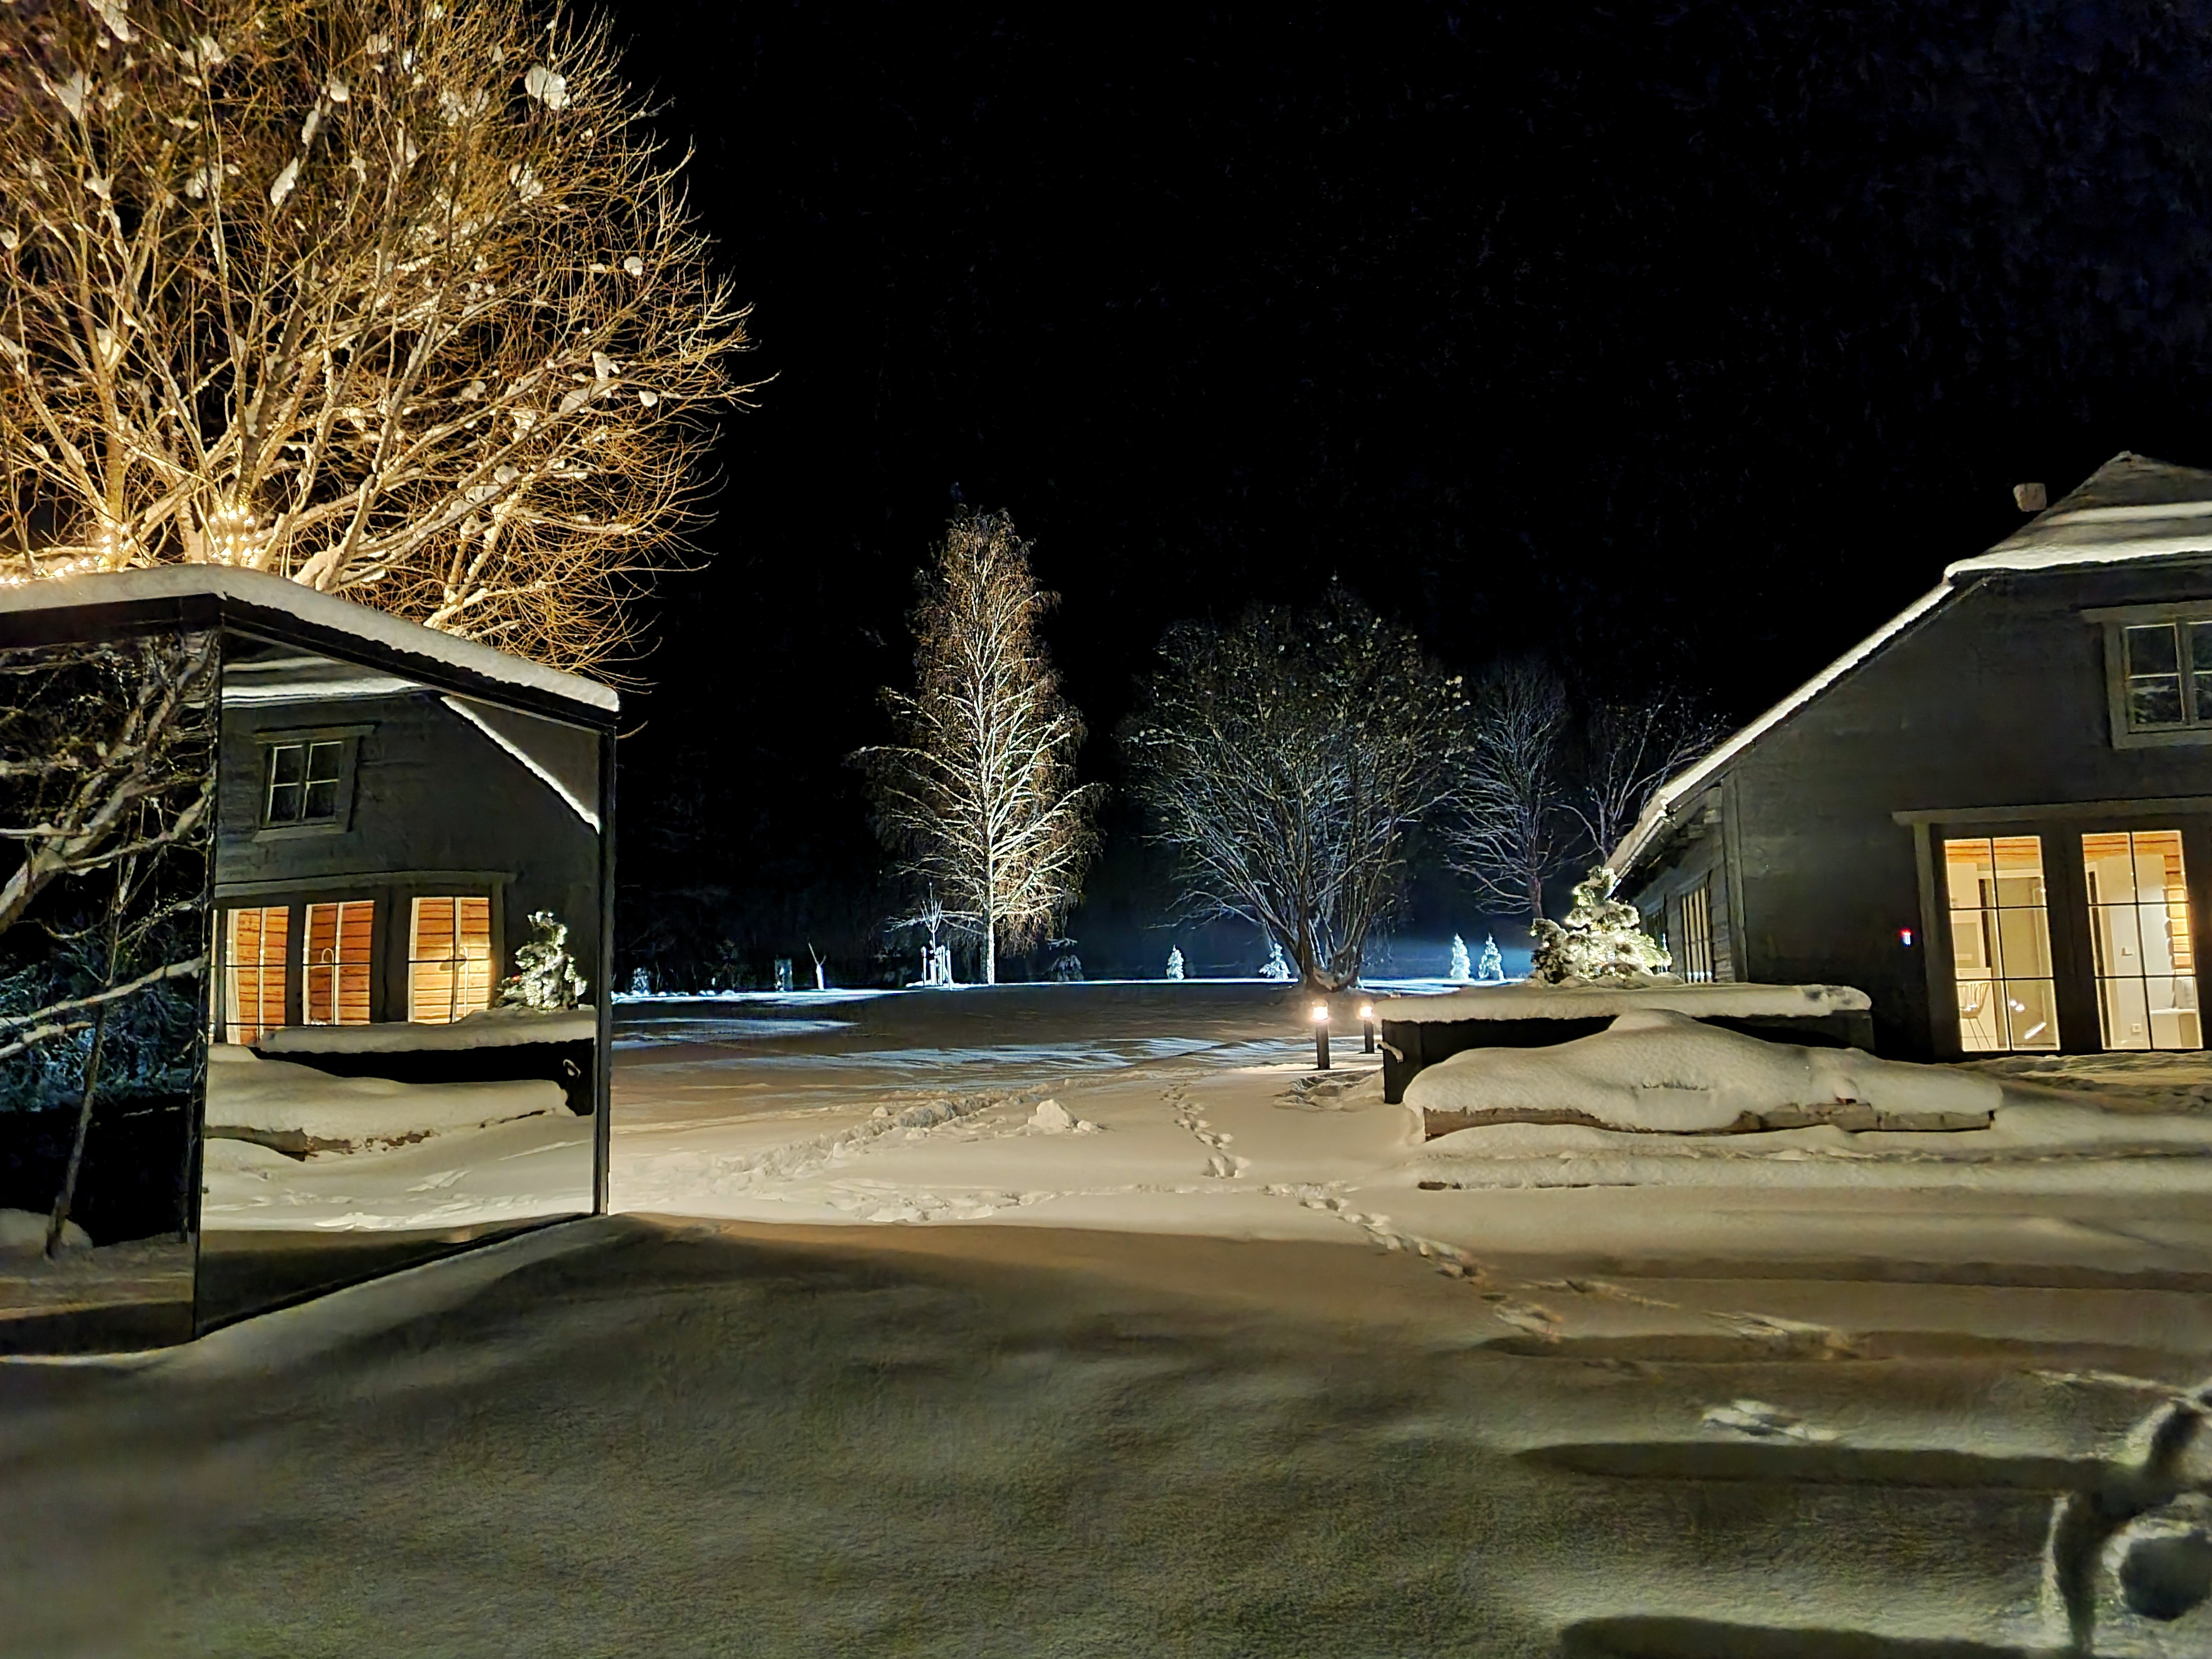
(1899, 928), (1915, 946)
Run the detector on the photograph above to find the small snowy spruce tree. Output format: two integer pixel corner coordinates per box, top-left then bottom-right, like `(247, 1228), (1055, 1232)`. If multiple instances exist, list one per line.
(1166, 946), (1186, 980)
(1476, 934), (1505, 982)
(496, 912), (590, 1011)
(1448, 934), (1471, 982)
(1526, 867), (1673, 986)
(1260, 941), (1293, 981)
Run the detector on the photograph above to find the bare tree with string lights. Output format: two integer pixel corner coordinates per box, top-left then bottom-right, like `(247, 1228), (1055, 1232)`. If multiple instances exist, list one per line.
(0, 0), (758, 674)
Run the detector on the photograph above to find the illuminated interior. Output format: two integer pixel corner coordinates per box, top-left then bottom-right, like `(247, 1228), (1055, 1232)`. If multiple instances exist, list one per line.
(2081, 829), (2201, 1051)
(408, 895), (495, 1023)
(302, 900), (374, 1026)
(222, 905), (290, 1045)
(1943, 836), (2060, 1052)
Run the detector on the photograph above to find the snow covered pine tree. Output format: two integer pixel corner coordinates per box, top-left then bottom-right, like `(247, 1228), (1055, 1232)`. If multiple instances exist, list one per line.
(496, 912), (590, 1011)
(1449, 934), (1471, 981)
(1526, 867), (1673, 985)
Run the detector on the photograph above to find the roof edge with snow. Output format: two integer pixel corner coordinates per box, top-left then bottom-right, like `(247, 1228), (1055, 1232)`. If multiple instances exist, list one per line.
(1611, 452), (2212, 875)
(0, 565), (618, 716)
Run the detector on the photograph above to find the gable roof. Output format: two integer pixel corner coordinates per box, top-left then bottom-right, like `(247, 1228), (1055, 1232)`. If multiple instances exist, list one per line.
(1611, 452), (2212, 876)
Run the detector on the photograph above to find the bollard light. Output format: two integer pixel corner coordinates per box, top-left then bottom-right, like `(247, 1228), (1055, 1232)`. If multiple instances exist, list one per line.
(1310, 1001), (1331, 1071)
(1358, 1001), (1375, 1054)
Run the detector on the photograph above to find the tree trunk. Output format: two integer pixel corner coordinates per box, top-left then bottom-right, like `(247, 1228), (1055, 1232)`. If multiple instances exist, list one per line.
(49, 860), (127, 1258)
(1526, 866), (1545, 924)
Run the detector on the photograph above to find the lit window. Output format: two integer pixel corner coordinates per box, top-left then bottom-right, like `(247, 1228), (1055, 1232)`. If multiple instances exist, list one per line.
(2082, 830), (2202, 1051)
(264, 740), (346, 825)
(1677, 881), (1714, 983)
(1943, 836), (2060, 1052)
(222, 906), (290, 1044)
(409, 896), (494, 1023)
(302, 900), (375, 1026)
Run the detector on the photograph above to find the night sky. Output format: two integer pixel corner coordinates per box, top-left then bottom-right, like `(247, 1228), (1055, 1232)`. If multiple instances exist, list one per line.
(603, 1), (2212, 985)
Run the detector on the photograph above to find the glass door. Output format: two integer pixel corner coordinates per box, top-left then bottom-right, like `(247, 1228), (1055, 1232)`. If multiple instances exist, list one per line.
(1942, 836), (2061, 1052)
(2081, 830), (2202, 1050)
(301, 900), (375, 1026)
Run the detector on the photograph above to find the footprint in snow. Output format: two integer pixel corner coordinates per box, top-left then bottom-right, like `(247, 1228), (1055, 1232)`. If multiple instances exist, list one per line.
(1491, 1300), (1562, 1341)
(1701, 1398), (1839, 1443)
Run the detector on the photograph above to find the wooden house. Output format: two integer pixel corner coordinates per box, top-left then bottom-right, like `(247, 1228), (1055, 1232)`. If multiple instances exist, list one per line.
(1616, 453), (2212, 1062)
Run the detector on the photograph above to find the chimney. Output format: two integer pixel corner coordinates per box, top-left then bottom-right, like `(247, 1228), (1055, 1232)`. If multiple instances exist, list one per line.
(2013, 482), (2047, 513)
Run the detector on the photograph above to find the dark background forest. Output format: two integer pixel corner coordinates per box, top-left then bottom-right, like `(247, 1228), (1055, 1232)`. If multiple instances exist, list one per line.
(602, 0), (2212, 988)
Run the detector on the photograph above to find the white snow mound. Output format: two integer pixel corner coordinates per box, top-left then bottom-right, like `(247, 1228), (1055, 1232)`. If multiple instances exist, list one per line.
(1028, 1099), (1100, 1135)
(204, 1048), (564, 1144)
(258, 1008), (596, 1054)
(1374, 981), (1869, 1024)
(1403, 1009), (1994, 1132)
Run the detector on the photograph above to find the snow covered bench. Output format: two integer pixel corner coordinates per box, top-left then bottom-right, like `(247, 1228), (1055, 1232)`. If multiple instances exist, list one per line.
(1374, 983), (1873, 1105)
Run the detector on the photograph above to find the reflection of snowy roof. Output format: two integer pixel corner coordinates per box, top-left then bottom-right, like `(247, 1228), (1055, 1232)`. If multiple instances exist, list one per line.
(1613, 452), (2212, 873)
(0, 565), (617, 714)
(1374, 982), (1869, 1023)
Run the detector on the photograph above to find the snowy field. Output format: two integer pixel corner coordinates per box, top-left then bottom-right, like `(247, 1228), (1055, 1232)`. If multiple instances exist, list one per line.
(6, 981), (2212, 1655)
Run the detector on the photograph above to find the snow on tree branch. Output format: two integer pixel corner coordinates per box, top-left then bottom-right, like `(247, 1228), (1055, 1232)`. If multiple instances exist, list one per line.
(0, 0), (759, 675)
(1443, 655), (1572, 923)
(1121, 585), (1469, 992)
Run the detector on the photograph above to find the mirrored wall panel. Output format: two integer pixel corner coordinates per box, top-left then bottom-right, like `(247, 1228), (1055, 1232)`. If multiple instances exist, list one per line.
(0, 629), (215, 1353)
(194, 632), (601, 1329)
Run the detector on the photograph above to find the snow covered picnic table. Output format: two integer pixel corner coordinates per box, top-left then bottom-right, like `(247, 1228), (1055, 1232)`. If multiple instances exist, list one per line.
(1374, 981), (1875, 1102)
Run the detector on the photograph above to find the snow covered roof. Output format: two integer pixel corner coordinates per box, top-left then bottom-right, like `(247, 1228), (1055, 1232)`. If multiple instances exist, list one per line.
(0, 565), (618, 715)
(1951, 451), (2212, 576)
(1612, 452), (2212, 874)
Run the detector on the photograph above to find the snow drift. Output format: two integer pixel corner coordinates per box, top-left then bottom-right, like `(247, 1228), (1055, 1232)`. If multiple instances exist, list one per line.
(1402, 1008), (1995, 1132)
(204, 1046), (563, 1150)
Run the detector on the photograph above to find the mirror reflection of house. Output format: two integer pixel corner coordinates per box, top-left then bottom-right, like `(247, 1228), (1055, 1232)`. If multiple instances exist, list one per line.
(1617, 453), (2212, 1062)
(1, 568), (614, 1352)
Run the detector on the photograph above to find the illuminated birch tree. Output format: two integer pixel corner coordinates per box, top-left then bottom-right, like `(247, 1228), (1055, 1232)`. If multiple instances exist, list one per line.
(857, 511), (1102, 984)
(0, 0), (757, 673)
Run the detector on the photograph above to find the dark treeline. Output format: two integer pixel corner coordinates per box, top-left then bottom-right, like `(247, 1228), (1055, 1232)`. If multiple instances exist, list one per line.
(607, 1), (2212, 989)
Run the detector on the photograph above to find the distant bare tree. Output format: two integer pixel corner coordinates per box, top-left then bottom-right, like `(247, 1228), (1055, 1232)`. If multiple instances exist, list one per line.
(1572, 693), (1726, 860)
(856, 511), (1103, 984)
(1122, 586), (1469, 991)
(0, 0), (757, 673)
(1446, 656), (1571, 923)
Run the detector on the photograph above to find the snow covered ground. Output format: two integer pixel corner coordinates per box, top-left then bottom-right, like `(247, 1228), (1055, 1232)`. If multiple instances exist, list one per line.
(200, 1047), (594, 1233)
(6, 981), (2212, 1654)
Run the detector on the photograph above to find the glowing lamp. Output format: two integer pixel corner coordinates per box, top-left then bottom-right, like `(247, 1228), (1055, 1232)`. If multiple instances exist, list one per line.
(1309, 1001), (1331, 1071)
(1358, 1001), (1376, 1054)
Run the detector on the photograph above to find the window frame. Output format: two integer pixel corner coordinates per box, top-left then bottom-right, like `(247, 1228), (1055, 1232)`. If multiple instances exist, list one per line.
(2087, 603), (2212, 748)
(250, 724), (370, 837)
